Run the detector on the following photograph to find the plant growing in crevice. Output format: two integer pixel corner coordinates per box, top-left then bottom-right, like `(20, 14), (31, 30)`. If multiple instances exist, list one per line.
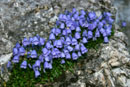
(2, 8), (114, 87)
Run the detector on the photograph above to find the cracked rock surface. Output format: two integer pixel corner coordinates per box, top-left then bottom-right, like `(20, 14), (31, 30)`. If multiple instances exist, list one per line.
(0, 0), (115, 56)
(51, 29), (130, 87)
(0, 0), (130, 87)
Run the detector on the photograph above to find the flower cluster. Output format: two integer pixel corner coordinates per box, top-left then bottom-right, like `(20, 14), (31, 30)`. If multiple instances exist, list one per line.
(7, 8), (114, 78)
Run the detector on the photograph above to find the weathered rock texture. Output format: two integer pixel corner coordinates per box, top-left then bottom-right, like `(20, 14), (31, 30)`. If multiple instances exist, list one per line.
(0, 0), (130, 87)
(0, 0), (115, 56)
(112, 0), (130, 53)
(51, 28), (130, 87)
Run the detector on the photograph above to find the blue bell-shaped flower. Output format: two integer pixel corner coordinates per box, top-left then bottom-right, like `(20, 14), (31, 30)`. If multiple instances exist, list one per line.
(78, 51), (82, 57)
(30, 50), (37, 58)
(104, 37), (109, 43)
(122, 21), (126, 27)
(22, 37), (30, 46)
(65, 37), (71, 45)
(88, 11), (96, 21)
(95, 29), (100, 37)
(65, 53), (71, 59)
(13, 47), (19, 56)
(32, 36), (39, 45)
(80, 44), (88, 54)
(72, 38), (78, 45)
(15, 42), (21, 48)
(80, 10), (86, 16)
(62, 30), (67, 36)
(40, 37), (45, 45)
(75, 32), (81, 39)
(12, 55), (19, 63)
(39, 55), (44, 62)
(49, 33), (55, 40)
(60, 23), (65, 29)
(35, 60), (41, 68)
(72, 52), (78, 60)
(75, 44), (80, 51)
(98, 22), (103, 29)
(34, 70), (40, 78)
(60, 52), (65, 58)
(42, 48), (48, 56)
(76, 27), (81, 32)
(7, 61), (11, 68)
(61, 59), (65, 64)
(82, 37), (88, 44)
(20, 60), (27, 69)
(67, 46), (73, 52)
(19, 46), (25, 56)
(87, 31), (93, 39)
(45, 41), (52, 49)
(56, 40), (62, 48)
(82, 30), (87, 37)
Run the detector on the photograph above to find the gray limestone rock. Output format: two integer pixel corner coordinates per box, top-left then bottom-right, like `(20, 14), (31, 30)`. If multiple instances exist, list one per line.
(0, 0), (130, 87)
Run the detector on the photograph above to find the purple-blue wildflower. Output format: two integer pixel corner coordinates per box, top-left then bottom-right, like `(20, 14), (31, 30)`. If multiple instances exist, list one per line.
(15, 42), (21, 48)
(82, 30), (87, 37)
(40, 37), (45, 45)
(80, 9), (86, 15)
(75, 32), (81, 39)
(20, 60), (27, 69)
(9, 8), (114, 78)
(72, 52), (78, 60)
(61, 59), (65, 64)
(104, 37), (109, 43)
(22, 37), (30, 46)
(65, 53), (71, 59)
(30, 50), (37, 58)
(61, 52), (65, 58)
(88, 12), (96, 21)
(42, 48), (48, 56)
(7, 61), (11, 68)
(66, 29), (72, 34)
(65, 37), (71, 45)
(56, 40), (62, 48)
(49, 33), (55, 40)
(34, 70), (40, 78)
(12, 55), (19, 63)
(122, 21), (126, 27)
(45, 41), (52, 49)
(63, 49), (69, 55)
(39, 55), (44, 62)
(75, 44), (80, 51)
(13, 48), (19, 55)
(76, 27), (81, 32)
(87, 31), (93, 39)
(44, 62), (52, 69)
(95, 29), (100, 37)
(45, 56), (50, 62)
(19, 47), (25, 56)
(72, 38), (78, 45)
(60, 23), (65, 29)
(78, 51), (82, 57)
(62, 30), (67, 36)
(81, 44), (88, 54)
(82, 37), (88, 44)
(35, 60), (41, 68)
(51, 28), (56, 33)
(67, 46), (73, 52)
(55, 28), (61, 36)
(32, 36), (39, 45)
(98, 22), (103, 29)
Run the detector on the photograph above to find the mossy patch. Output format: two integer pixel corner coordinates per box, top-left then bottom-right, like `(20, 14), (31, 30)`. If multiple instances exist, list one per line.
(3, 28), (114, 87)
